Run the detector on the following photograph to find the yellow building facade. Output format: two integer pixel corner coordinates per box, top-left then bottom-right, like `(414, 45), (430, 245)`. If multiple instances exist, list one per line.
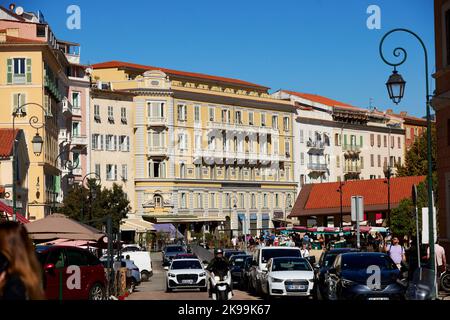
(92, 62), (297, 235)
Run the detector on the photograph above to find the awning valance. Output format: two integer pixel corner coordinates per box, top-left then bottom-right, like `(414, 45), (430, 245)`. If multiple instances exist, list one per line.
(120, 218), (156, 232)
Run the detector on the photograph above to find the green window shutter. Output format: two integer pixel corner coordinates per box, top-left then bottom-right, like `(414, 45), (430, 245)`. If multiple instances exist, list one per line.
(20, 93), (26, 113)
(26, 59), (32, 83)
(7, 58), (13, 84)
(360, 136), (363, 147)
(13, 93), (19, 112)
(344, 134), (347, 146)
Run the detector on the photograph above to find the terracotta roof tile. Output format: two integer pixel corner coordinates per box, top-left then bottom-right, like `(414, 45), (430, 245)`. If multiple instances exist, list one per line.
(283, 90), (362, 111)
(0, 129), (18, 158)
(91, 60), (270, 90)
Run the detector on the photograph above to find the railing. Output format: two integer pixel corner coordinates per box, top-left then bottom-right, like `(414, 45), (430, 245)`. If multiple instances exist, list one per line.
(307, 163), (328, 171)
(343, 144), (361, 152)
(71, 135), (87, 145)
(147, 117), (167, 126)
(344, 165), (362, 173)
(306, 140), (325, 149)
(148, 146), (167, 156)
(207, 121), (278, 135)
(13, 74), (26, 85)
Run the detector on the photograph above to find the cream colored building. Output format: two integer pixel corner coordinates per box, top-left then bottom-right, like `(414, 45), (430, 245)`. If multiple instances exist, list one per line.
(89, 88), (135, 210)
(91, 62), (297, 236)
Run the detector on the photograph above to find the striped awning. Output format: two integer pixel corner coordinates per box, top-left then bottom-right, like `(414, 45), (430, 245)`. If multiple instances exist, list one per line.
(120, 218), (156, 232)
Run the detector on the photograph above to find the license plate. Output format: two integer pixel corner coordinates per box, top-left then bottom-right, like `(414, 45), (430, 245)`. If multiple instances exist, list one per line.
(182, 280), (194, 284)
(368, 297), (389, 300)
(288, 285), (306, 290)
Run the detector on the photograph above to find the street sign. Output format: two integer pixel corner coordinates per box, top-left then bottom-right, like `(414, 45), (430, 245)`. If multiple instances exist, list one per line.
(422, 207), (437, 245)
(351, 196), (364, 222)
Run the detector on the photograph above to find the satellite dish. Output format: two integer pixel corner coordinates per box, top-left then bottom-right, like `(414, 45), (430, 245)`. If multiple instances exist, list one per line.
(15, 6), (24, 15)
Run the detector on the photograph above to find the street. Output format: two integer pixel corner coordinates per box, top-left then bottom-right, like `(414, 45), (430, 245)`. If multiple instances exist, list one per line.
(126, 250), (260, 300)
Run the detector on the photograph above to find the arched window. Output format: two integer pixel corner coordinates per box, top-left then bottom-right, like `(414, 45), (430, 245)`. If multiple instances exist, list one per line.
(180, 163), (186, 178)
(154, 194), (163, 208)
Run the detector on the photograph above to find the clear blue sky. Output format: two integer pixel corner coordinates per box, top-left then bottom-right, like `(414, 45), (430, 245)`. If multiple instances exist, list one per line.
(10, 0), (435, 117)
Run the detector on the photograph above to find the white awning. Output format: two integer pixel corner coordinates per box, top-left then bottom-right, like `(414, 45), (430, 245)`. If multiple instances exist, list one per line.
(120, 218), (156, 232)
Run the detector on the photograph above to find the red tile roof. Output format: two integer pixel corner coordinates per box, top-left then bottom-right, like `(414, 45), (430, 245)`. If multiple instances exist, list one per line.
(0, 129), (19, 158)
(282, 90), (363, 111)
(91, 60), (270, 90)
(291, 176), (426, 217)
(0, 34), (46, 44)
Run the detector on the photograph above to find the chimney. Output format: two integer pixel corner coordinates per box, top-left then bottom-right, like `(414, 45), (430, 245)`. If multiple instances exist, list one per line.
(386, 109), (393, 114)
(400, 111), (408, 117)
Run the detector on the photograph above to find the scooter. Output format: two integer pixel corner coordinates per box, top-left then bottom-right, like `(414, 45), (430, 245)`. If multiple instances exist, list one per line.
(440, 265), (450, 293)
(209, 270), (233, 300)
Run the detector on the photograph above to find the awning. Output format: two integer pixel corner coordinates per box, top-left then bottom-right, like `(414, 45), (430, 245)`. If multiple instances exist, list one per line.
(250, 213), (257, 220)
(0, 200), (29, 224)
(120, 218), (156, 233)
(262, 213), (270, 220)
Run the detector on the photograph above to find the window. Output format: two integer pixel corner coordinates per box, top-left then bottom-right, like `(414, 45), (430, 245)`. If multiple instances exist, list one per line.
(94, 104), (100, 121)
(300, 153), (304, 166)
(263, 194), (268, 208)
(72, 122), (80, 137)
(275, 194), (279, 208)
(406, 127), (411, 139)
(285, 141), (290, 158)
(336, 155), (340, 168)
(36, 25), (46, 37)
(283, 117), (290, 131)
(180, 193), (187, 208)
(196, 194), (203, 208)
(121, 164), (128, 181)
(239, 193), (245, 209)
(377, 155), (381, 167)
(371, 154), (374, 167)
(384, 135), (387, 147)
(272, 115), (278, 129)
(195, 164), (202, 179)
(7, 58), (30, 84)
(370, 134), (374, 147)
(391, 136), (395, 149)
(177, 104), (187, 121)
(149, 160), (165, 178)
(178, 133), (187, 150)
(118, 136), (129, 152)
(335, 133), (341, 146)
(261, 113), (266, 126)
(106, 164), (117, 181)
(121, 107), (127, 124)
(300, 130), (304, 143)
(106, 135), (116, 151)
(12, 93), (26, 114)
(91, 134), (100, 150)
(249, 112), (254, 125)
(72, 92), (80, 109)
(180, 163), (186, 178)
(360, 156), (364, 169)
(398, 137), (401, 149)
(194, 105), (200, 122)
(148, 130), (165, 149)
(377, 135), (381, 147)
(154, 195), (163, 208)
(210, 193), (216, 209)
(208, 136), (215, 150)
(398, 157), (401, 166)
(235, 111), (242, 124)
(66, 249), (88, 266)
(95, 164), (101, 178)
(148, 101), (165, 119)
(107, 106), (114, 123)
(251, 194), (256, 209)
(209, 107), (215, 121)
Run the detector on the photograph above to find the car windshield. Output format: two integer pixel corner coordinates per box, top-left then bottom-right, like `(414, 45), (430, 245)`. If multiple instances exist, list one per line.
(323, 254), (337, 267)
(230, 256), (247, 267)
(171, 260), (202, 270)
(225, 251), (245, 259)
(166, 246), (184, 253)
(342, 254), (397, 271)
(272, 258), (312, 271)
(261, 249), (300, 263)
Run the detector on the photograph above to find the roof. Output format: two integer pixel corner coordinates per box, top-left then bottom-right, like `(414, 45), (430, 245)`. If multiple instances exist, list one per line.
(0, 200), (29, 224)
(0, 129), (19, 158)
(282, 90), (362, 111)
(91, 60), (270, 90)
(0, 34), (46, 44)
(290, 176), (426, 217)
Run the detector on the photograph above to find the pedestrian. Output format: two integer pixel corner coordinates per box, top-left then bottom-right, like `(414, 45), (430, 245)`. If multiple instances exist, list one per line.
(0, 221), (45, 300)
(427, 238), (447, 276)
(231, 236), (238, 250)
(406, 236), (420, 281)
(300, 243), (310, 258)
(385, 236), (406, 269)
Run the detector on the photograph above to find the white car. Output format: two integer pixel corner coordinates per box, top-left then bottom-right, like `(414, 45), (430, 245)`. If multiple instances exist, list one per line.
(260, 257), (315, 298)
(122, 251), (153, 281)
(165, 258), (208, 292)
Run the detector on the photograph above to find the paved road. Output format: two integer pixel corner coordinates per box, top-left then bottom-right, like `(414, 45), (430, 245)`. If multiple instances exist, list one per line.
(126, 251), (260, 300)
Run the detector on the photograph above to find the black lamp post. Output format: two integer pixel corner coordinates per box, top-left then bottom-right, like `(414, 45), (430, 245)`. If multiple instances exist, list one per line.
(379, 28), (435, 298)
(81, 172), (101, 222)
(52, 148), (80, 214)
(12, 101), (50, 222)
(383, 165), (392, 228)
(337, 181), (345, 231)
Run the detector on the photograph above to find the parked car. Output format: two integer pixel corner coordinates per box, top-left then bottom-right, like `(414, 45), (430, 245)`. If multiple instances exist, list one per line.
(241, 255), (255, 290)
(165, 258), (207, 292)
(249, 246), (302, 295)
(122, 244), (143, 252)
(223, 250), (246, 260)
(120, 251), (153, 281)
(229, 254), (252, 287)
(162, 245), (187, 266)
(260, 257), (315, 298)
(315, 248), (360, 299)
(326, 252), (406, 300)
(36, 245), (107, 300)
(100, 255), (141, 291)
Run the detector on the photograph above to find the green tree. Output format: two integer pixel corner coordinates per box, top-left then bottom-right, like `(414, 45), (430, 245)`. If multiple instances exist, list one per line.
(390, 198), (416, 237)
(61, 181), (130, 233)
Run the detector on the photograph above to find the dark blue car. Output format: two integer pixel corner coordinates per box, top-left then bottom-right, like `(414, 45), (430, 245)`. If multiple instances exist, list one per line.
(229, 254), (252, 288)
(326, 252), (406, 300)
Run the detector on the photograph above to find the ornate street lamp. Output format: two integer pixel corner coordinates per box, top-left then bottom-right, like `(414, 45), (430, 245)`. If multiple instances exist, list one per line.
(52, 149), (80, 213)
(81, 172), (102, 222)
(379, 28), (435, 298)
(12, 101), (51, 222)
(385, 68), (406, 105)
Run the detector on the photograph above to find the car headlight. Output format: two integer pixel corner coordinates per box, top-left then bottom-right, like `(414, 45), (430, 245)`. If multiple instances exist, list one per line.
(168, 273), (176, 277)
(341, 279), (355, 287)
(199, 272), (206, 277)
(214, 276), (221, 281)
(270, 277), (283, 283)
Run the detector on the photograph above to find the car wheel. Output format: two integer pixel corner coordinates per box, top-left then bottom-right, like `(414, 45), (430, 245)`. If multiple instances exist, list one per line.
(141, 271), (150, 282)
(166, 282), (173, 293)
(130, 278), (137, 292)
(88, 283), (105, 300)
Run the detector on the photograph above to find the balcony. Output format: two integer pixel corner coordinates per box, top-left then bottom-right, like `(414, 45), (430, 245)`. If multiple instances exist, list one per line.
(71, 135), (87, 148)
(60, 98), (72, 117)
(307, 140), (325, 153)
(148, 146), (168, 158)
(307, 163), (328, 172)
(207, 121), (277, 135)
(72, 107), (82, 116)
(343, 144), (361, 158)
(344, 165), (362, 174)
(147, 117), (167, 127)
(44, 75), (63, 102)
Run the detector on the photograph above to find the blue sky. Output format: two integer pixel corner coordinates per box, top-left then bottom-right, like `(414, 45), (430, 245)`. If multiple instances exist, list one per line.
(8, 0), (435, 117)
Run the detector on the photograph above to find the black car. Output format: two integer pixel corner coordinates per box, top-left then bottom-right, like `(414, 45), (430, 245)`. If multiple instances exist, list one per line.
(224, 250), (246, 260)
(326, 252), (406, 300)
(162, 245), (187, 266)
(229, 254), (252, 287)
(315, 248), (360, 299)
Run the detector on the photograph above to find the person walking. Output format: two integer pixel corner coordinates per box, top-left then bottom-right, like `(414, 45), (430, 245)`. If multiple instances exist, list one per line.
(300, 243), (310, 258)
(0, 221), (45, 300)
(427, 238), (447, 276)
(385, 236), (406, 269)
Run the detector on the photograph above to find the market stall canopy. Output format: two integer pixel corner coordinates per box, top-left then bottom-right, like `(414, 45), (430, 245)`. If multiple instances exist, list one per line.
(24, 214), (105, 241)
(120, 217), (156, 232)
(41, 238), (98, 247)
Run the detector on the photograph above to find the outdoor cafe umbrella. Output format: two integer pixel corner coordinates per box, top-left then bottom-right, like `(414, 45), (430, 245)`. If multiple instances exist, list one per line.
(24, 213), (105, 242)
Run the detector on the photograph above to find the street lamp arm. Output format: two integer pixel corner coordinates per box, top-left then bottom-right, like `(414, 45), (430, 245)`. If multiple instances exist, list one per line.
(54, 149), (80, 171)
(14, 102), (51, 130)
(82, 172), (102, 189)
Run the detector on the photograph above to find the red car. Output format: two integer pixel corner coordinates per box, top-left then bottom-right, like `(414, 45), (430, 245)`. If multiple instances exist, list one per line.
(36, 245), (107, 300)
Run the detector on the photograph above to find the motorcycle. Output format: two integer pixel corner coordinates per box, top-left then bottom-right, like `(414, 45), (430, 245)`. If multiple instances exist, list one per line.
(209, 270), (233, 300)
(440, 264), (450, 293)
